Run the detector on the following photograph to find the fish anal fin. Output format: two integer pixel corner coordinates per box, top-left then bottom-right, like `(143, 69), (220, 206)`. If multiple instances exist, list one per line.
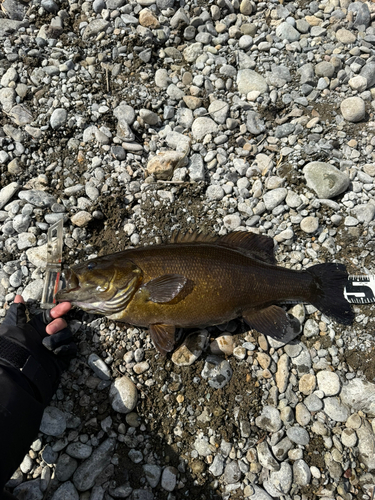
(169, 230), (275, 264)
(144, 274), (187, 303)
(243, 305), (301, 343)
(149, 324), (175, 355)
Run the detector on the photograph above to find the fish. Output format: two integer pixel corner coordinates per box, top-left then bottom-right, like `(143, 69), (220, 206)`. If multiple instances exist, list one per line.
(56, 231), (354, 355)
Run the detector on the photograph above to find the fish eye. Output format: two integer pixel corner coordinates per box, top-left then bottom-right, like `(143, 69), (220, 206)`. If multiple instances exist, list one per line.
(87, 262), (96, 270)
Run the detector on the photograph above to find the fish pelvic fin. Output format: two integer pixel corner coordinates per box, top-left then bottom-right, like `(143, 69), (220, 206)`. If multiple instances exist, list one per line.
(149, 324), (176, 355)
(243, 305), (301, 344)
(306, 263), (354, 325)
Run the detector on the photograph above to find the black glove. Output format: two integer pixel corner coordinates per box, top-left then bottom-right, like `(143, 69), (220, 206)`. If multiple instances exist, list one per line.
(0, 302), (77, 405)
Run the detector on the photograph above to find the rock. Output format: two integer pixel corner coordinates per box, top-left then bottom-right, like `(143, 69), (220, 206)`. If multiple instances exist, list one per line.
(0, 182), (18, 209)
(172, 331), (207, 365)
(73, 438), (116, 491)
(55, 454), (79, 481)
(13, 480), (43, 500)
(246, 111), (266, 135)
(40, 407), (67, 436)
(19, 190), (56, 207)
(201, 355), (233, 389)
(206, 185), (225, 200)
(22, 279), (44, 301)
(146, 151), (187, 180)
(161, 466), (177, 491)
(286, 426), (310, 445)
(191, 117), (219, 140)
(360, 62), (375, 89)
(109, 376), (138, 413)
(323, 397), (350, 422)
(263, 463), (292, 497)
(263, 188), (287, 211)
(336, 28), (356, 44)
(340, 97), (366, 123)
(66, 443), (93, 460)
(348, 1), (370, 28)
(340, 378), (375, 417)
(143, 464), (162, 488)
(223, 461), (241, 484)
(257, 441), (280, 471)
(237, 69), (268, 94)
(188, 154), (205, 181)
(71, 211), (93, 226)
(276, 353), (290, 393)
(208, 100), (229, 124)
(317, 370), (341, 396)
(82, 19), (110, 40)
(50, 108), (68, 129)
(26, 243), (48, 267)
(293, 459), (311, 486)
(255, 406), (282, 433)
(303, 162), (350, 198)
(357, 420), (375, 469)
(9, 104), (33, 125)
(88, 353), (111, 380)
(300, 216), (319, 234)
(276, 22), (300, 42)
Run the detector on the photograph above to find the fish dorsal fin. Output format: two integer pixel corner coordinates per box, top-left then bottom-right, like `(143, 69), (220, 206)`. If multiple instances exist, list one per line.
(170, 230), (275, 264)
(218, 232), (276, 264)
(144, 274), (187, 303)
(170, 230), (217, 245)
(149, 324), (175, 355)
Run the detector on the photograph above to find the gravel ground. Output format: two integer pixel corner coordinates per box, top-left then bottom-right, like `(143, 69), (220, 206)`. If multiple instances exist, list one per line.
(2, 0), (375, 498)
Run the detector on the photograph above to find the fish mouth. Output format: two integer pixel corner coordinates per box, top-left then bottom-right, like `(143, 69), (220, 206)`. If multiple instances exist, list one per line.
(56, 270), (81, 301)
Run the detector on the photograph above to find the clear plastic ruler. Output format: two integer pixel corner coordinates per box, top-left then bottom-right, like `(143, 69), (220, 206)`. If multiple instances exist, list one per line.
(344, 275), (375, 304)
(41, 219), (63, 309)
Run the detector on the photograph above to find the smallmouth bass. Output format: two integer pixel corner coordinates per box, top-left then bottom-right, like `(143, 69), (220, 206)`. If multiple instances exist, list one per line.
(56, 231), (354, 354)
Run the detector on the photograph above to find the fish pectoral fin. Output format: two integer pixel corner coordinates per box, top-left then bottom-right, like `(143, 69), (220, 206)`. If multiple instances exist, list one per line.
(149, 324), (176, 356)
(144, 274), (188, 303)
(243, 305), (301, 343)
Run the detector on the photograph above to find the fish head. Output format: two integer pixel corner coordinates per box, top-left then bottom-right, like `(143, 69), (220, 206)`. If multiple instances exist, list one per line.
(56, 256), (142, 315)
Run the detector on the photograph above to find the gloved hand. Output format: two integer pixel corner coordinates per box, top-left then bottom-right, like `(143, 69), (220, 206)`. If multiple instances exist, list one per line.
(0, 295), (77, 405)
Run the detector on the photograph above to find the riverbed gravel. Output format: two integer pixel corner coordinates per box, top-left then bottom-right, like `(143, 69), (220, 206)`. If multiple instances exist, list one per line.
(2, 0), (375, 498)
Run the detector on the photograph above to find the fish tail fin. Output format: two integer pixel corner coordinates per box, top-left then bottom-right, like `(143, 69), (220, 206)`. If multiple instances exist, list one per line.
(307, 263), (354, 325)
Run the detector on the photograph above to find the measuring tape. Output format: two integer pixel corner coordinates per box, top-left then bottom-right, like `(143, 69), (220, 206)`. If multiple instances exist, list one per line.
(344, 276), (375, 304)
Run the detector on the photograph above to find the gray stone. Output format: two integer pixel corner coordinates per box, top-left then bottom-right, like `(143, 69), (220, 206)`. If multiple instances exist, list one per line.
(88, 354), (111, 380)
(161, 466), (177, 492)
(82, 19), (110, 40)
(286, 426), (309, 445)
(40, 407), (67, 436)
(293, 459), (311, 486)
(360, 62), (375, 89)
(263, 188), (287, 211)
(223, 461), (241, 484)
(276, 22), (300, 42)
(0, 88), (16, 112)
(255, 406), (282, 433)
(188, 154), (205, 182)
(66, 443), (93, 460)
(201, 355), (233, 389)
(192, 117), (219, 140)
(317, 370), (341, 396)
(206, 185), (224, 200)
(303, 162), (350, 199)
(13, 480), (43, 500)
(323, 397), (350, 422)
(143, 464), (162, 488)
(209, 454), (225, 476)
(263, 462), (292, 497)
(257, 441), (280, 471)
(357, 420), (375, 469)
(237, 69), (268, 94)
(109, 376), (138, 413)
(340, 378), (375, 417)
(55, 454), (78, 482)
(208, 100), (229, 124)
(340, 97), (366, 122)
(348, 1), (371, 28)
(73, 438), (116, 491)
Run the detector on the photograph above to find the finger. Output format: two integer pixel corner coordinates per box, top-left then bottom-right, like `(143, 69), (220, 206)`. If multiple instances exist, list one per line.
(46, 318), (68, 335)
(2, 302), (27, 327)
(14, 295), (25, 304)
(49, 302), (72, 320)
